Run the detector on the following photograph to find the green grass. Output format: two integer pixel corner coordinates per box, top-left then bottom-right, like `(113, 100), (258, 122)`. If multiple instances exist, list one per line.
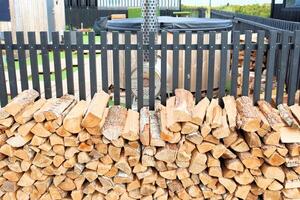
(128, 7), (160, 18)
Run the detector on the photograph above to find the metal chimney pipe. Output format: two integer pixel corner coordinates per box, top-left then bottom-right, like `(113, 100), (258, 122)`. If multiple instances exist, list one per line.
(141, 0), (159, 62)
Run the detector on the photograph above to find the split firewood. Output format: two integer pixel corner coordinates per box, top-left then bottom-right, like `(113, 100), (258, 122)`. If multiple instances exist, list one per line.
(149, 111), (165, 147)
(43, 94), (75, 121)
(81, 91), (110, 128)
(102, 106), (127, 141)
(63, 100), (88, 134)
(140, 107), (150, 146)
(261, 164), (285, 183)
(236, 96), (261, 132)
(257, 100), (285, 131)
(122, 109), (139, 141)
(14, 98), (46, 124)
(4, 89), (39, 116)
(33, 98), (56, 122)
(222, 96), (237, 129)
(154, 105), (172, 142)
(191, 97), (210, 126)
(278, 104), (299, 128)
(212, 110), (230, 139)
(280, 127), (300, 143)
(290, 104), (300, 124)
(173, 89), (194, 122)
(0, 108), (10, 120)
(166, 97), (181, 132)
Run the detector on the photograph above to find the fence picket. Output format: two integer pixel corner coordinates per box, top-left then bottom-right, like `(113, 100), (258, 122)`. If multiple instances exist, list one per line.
(231, 31), (240, 97)
(195, 31), (204, 103)
(149, 32), (156, 110)
(137, 31), (144, 111)
(276, 31), (290, 105)
(241, 30), (252, 96)
(88, 32), (97, 97)
(76, 32), (86, 100)
(253, 31), (265, 103)
(4, 32), (18, 98)
(40, 32), (52, 99)
(16, 32), (28, 90)
(288, 30), (300, 105)
(52, 32), (63, 97)
(64, 31), (74, 95)
(28, 32), (40, 94)
(161, 31), (167, 105)
(113, 32), (120, 105)
(172, 31), (179, 93)
(207, 31), (216, 99)
(184, 31), (192, 90)
(125, 31), (132, 108)
(265, 31), (277, 102)
(219, 31), (228, 98)
(0, 47), (8, 106)
(101, 31), (109, 93)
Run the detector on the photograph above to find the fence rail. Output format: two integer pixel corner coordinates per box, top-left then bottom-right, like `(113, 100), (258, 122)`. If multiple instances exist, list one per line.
(0, 30), (300, 110)
(211, 10), (300, 33)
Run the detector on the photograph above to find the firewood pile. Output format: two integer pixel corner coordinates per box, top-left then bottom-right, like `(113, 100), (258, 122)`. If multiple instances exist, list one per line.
(1, 89), (300, 199)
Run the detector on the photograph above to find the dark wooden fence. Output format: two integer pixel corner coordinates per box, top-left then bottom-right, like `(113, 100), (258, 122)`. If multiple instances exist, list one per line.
(0, 30), (300, 110)
(211, 10), (300, 33)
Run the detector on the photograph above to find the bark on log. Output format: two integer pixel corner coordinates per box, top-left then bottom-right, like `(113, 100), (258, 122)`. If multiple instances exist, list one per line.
(102, 106), (127, 141)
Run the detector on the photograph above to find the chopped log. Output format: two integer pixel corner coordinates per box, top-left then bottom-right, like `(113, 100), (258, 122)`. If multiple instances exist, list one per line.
(122, 109), (139, 141)
(4, 89), (39, 116)
(149, 111), (165, 147)
(6, 134), (32, 148)
(236, 96), (261, 132)
(156, 105), (174, 143)
(63, 100), (88, 134)
(290, 104), (300, 124)
(261, 164), (285, 183)
(33, 99), (56, 122)
(14, 98), (46, 124)
(166, 97), (182, 132)
(224, 159), (244, 172)
(189, 150), (207, 174)
(212, 110), (230, 139)
(186, 131), (203, 145)
(0, 108), (10, 120)
(155, 144), (177, 163)
(44, 95), (75, 121)
(218, 177), (237, 194)
(235, 185), (251, 199)
(102, 106), (127, 141)
(286, 156), (300, 167)
(244, 132), (261, 148)
(280, 127), (300, 143)
(278, 104), (299, 128)
(204, 99), (218, 126)
(31, 123), (52, 137)
(238, 152), (263, 169)
(0, 117), (14, 128)
(223, 95), (237, 129)
(140, 107), (150, 146)
(234, 169), (254, 185)
(265, 152), (285, 166)
(257, 100), (285, 131)
(230, 137), (250, 152)
(211, 105), (223, 128)
(191, 97), (210, 126)
(81, 91), (109, 128)
(181, 122), (198, 134)
(173, 89), (194, 122)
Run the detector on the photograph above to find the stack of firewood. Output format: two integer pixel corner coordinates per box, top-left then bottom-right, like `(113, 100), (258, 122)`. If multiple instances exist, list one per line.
(1, 89), (300, 199)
